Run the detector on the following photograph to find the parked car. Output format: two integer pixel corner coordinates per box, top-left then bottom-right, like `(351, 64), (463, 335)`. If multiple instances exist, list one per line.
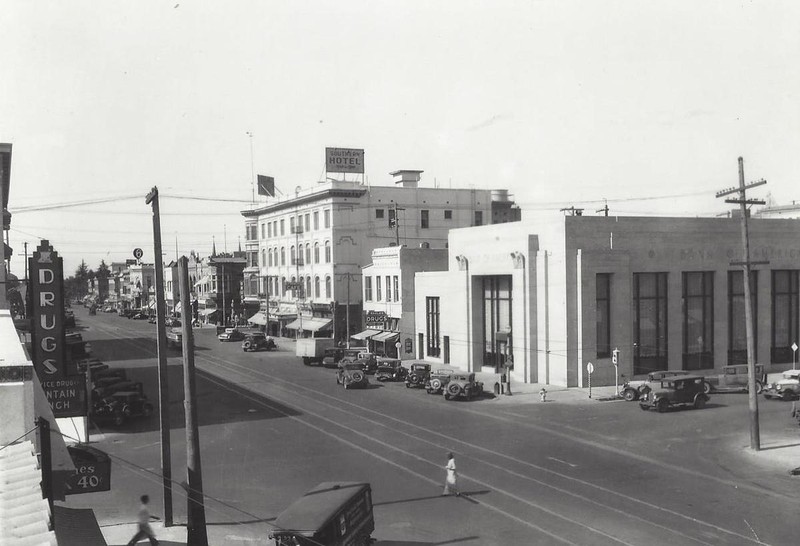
(405, 362), (432, 389)
(703, 364), (766, 394)
(270, 482), (374, 546)
(76, 358), (108, 375)
(444, 373), (484, 401)
(639, 375), (709, 412)
(92, 380), (144, 400)
(763, 369), (800, 401)
(336, 362), (370, 389)
(425, 367), (456, 394)
(620, 370), (691, 401)
(340, 349), (378, 374)
(166, 328), (183, 349)
(131, 312), (148, 320)
(165, 316), (181, 327)
(93, 391), (154, 426)
(242, 333), (277, 352)
(92, 368), (127, 382)
(218, 328), (245, 342)
(322, 347), (345, 368)
(375, 359), (407, 382)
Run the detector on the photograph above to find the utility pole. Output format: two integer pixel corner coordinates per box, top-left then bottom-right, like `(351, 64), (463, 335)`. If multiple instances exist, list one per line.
(178, 257), (209, 545)
(391, 202), (405, 246)
(715, 157), (767, 451)
(145, 187), (173, 526)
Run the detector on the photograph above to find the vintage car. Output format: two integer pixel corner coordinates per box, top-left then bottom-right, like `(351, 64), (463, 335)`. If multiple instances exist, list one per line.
(702, 364), (766, 394)
(405, 362), (432, 389)
(639, 375), (709, 412)
(131, 312), (149, 320)
(166, 328), (183, 349)
(218, 328), (245, 342)
(444, 373), (484, 401)
(336, 363), (370, 389)
(763, 369), (800, 401)
(242, 333), (277, 352)
(92, 380), (144, 400)
(340, 349), (378, 374)
(620, 370), (691, 401)
(147, 315), (157, 324)
(165, 316), (181, 327)
(270, 482), (374, 546)
(92, 367), (127, 382)
(93, 391), (154, 426)
(375, 359), (407, 382)
(76, 358), (108, 375)
(425, 367), (456, 395)
(322, 347), (345, 368)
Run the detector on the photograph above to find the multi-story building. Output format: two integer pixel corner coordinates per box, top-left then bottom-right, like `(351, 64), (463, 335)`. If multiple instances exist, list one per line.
(360, 245), (448, 359)
(242, 170), (520, 340)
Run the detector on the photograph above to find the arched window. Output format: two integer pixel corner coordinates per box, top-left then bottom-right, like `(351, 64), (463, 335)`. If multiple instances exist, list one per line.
(305, 243), (311, 265)
(325, 276), (331, 298)
(262, 249), (266, 267)
(306, 276), (312, 298)
(267, 249), (272, 267)
(280, 247), (286, 266)
(281, 277), (286, 296)
(290, 245), (296, 265)
(314, 242), (320, 263)
(314, 276), (320, 298)
(324, 240), (331, 263)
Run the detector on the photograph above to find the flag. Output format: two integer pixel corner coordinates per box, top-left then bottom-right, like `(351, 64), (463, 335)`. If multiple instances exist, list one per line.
(257, 175), (275, 197)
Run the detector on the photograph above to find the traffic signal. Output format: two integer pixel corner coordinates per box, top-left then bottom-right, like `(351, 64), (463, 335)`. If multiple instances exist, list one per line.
(612, 348), (619, 365)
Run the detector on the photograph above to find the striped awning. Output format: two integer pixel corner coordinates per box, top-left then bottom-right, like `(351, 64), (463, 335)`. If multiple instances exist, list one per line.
(372, 331), (399, 343)
(286, 317), (333, 332)
(350, 329), (382, 341)
(247, 311), (267, 325)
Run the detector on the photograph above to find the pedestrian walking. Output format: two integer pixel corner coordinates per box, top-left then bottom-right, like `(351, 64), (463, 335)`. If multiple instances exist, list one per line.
(127, 494), (159, 545)
(442, 452), (460, 496)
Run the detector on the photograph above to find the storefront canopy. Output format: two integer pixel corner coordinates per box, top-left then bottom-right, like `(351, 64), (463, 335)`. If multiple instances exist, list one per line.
(372, 331), (399, 343)
(199, 308), (219, 317)
(351, 328), (382, 341)
(247, 311), (267, 325)
(286, 317), (333, 332)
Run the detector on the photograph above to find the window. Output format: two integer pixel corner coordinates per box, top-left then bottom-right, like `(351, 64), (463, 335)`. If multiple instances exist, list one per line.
(290, 217), (295, 233)
(426, 297), (441, 357)
(481, 276), (512, 371)
(280, 219), (285, 235)
(304, 214), (310, 232)
(314, 243), (320, 264)
(314, 276), (320, 298)
(385, 275), (392, 301)
(290, 246), (296, 265)
(444, 210), (452, 220)
(280, 247), (285, 266)
(772, 270), (799, 363)
(306, 276), (312, 298)
(474, 211), (483, 226)
(263, 249), (268, 267)
(267, 222), (272, 238)
(596, 274), (610, 358)
(325, 276), (331, 298)
(388, 208), (396, 228)
(324, 240), (331, 263)
(683, 272), (714, 370)
(313, 211), (319, 230)
(324, 209), (330, 228)
(364, 276), (373, 301)
(633, 272), (668, 375)
(421, 210), (429, 229)
(305, 243), (311, 265)
(728, 270), (757, 365)
(376, 209), (384, 219)
(376, 276), (382, 301)
(393, 276), (399, 302)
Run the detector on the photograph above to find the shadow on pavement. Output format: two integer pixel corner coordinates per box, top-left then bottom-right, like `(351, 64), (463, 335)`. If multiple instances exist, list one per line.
(375, 490), (490, 507)
(376, 538), (480, 545)
(89, 337), (209, 363)
(92, 364), (301, 434)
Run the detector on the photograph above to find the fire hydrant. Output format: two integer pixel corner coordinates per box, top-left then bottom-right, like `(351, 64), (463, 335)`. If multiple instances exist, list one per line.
(539, 388), (547, 402)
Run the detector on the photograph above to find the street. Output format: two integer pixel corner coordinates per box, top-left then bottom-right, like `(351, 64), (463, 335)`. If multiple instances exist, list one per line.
(63, 307), (800, 545)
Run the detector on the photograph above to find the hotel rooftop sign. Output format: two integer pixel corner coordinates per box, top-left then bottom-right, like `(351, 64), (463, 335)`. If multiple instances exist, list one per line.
(325, 147), (364, 174)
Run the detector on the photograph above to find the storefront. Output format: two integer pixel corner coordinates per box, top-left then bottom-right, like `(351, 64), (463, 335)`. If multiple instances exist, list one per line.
(415, 215), (800, 387)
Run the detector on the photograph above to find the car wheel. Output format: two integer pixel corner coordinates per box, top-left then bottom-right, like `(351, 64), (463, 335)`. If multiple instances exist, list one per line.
(447, 383), (461, 397)
(656, 399), (669, 413)
(622, 389), (637, 402)
(430, 379), (441, 391)
(352, 371), (364, 383)
(782, 390), (793, 401)
(243, 342), (252, 351)
(693, 396), (707, 410)
(702, 381), (712, 395)
(302, 357), (311, 366)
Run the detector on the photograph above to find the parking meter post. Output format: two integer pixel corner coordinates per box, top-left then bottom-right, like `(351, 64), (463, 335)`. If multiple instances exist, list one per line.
(587, 362), (593, 399)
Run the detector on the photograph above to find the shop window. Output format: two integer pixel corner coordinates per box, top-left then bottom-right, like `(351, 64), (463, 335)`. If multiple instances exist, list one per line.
(633, 272), (668, 375)
(421, 210), (429, 229)
(376, 276), (382, 301)
(728, 270), (757, 365)
(596, 273), (610, 358)
(772, 270), (799, 364)
(683, 272), (714, 370)
(364, 277), (373, 302)
(426, 297), (441, 357)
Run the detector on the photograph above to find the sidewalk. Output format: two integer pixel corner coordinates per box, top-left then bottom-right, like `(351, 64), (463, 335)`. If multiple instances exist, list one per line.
(100, 521), (270, 546)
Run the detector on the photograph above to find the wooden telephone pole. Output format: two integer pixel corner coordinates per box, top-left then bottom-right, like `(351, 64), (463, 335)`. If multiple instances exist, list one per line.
(715, 157), (767, 451)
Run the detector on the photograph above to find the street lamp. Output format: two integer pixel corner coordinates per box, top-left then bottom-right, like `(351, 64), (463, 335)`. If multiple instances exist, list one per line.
(792, 342), (798, 370)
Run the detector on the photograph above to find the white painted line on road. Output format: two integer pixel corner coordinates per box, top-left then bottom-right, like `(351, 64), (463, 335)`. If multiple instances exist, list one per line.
(547, 457), (578, 468)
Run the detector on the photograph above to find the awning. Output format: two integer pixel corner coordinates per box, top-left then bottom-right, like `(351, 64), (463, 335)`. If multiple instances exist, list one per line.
(285, 317), (333, 332)
(272, 304), (298, 319)
(146, 300), (156, 310)
(199, 308), (219, 317)
(351, 328), (382, 341)
(372, 331), (399, 343)
(53, 506), (107, 545)
(248, 311), (267, 325)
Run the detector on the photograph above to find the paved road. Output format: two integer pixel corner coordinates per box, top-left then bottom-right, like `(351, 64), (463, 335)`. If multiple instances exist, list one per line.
(62, 308), (799, 545)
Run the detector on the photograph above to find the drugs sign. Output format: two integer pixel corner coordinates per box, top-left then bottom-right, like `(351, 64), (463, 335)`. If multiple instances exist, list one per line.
(29, 240), (69, 379)
(325, 147), (364, 174)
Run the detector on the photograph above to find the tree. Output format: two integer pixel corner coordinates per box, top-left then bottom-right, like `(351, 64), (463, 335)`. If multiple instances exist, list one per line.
(74, 260), (90, 298)
(97, 260), (110, 279)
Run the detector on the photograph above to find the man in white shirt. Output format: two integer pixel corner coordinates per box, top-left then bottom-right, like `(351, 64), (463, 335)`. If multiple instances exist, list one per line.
(443, 452), (460, 496)
(127, 494), (159, 545)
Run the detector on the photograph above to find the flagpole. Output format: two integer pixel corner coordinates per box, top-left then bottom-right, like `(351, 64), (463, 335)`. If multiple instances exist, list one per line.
(246, 131), (255, 204)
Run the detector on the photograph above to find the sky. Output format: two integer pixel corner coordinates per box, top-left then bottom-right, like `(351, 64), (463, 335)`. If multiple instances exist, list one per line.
(3, 0), (799, 276)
